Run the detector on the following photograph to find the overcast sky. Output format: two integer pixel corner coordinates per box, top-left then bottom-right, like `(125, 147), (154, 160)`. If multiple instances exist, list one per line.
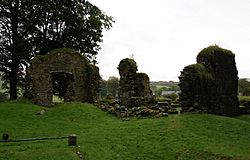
(89, 0), (250, 81)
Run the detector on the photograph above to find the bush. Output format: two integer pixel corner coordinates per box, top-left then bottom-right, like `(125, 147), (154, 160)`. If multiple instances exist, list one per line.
(0, 92), (7, 102)
(239, 96), (250, 114)
(163, 93), (178, 101)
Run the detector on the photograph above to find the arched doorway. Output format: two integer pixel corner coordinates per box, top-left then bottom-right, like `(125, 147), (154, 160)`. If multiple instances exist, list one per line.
(51, 72), (75, 102)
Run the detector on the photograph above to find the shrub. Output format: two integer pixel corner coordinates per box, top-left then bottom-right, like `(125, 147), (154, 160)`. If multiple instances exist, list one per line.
(0, 92), (7, 102)
(239, 96), (250, 114)
(163, 93), (178, 101)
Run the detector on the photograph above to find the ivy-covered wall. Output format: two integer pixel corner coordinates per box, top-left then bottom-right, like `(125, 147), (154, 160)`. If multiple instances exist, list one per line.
(179, 63), (213, 112)
(179, 46), (239, 116)
(25, 48), (100, 106)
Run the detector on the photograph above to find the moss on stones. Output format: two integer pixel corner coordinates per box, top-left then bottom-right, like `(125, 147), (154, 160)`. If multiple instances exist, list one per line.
(117, 58), (155, 108)
(179, 45), (239, 116)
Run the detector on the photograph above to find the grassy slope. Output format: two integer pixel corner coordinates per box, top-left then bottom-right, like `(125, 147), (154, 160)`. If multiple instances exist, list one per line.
(0, 101), (249, 160)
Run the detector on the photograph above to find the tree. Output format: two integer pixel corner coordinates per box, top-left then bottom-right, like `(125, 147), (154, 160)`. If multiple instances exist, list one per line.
(106, 76), (119, 97)
(239, 78), (250, 96)
(0, 0), (34, 99)
(31, 0), (114, 62)
(0, 0), (114, 100)
(99, 78), (107, 98)
(155, 86), (168, 97)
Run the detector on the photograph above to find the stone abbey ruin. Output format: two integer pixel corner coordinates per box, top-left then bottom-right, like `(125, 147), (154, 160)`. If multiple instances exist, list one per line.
(23, 45), (241, 117)
(25, 48), (100, 106)
(98, 58), (160, 117)
(117, 58), (155, 108)
(179, 45), (239, 116)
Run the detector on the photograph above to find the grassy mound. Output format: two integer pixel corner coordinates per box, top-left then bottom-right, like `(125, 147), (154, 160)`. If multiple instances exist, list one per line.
(0, 101), (249, 160)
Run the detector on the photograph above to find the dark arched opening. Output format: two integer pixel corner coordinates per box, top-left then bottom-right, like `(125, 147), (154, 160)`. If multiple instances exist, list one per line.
(51, 72), (75, 102)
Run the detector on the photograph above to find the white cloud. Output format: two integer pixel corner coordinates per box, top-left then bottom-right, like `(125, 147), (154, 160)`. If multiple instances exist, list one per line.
(91, 0), (250, 81)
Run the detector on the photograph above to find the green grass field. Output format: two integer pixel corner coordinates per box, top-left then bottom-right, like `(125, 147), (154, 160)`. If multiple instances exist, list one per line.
(0, 100), (250, 160)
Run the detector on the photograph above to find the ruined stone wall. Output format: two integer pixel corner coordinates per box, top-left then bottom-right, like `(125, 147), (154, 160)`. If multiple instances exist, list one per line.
(25, 48), (100, 106)
(179, 46), (239, 116)
(179, 63), (213, 112)
(85, 64), (100, 102)
(197, 46), (239, 116)
(118, 58), (154, 107)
